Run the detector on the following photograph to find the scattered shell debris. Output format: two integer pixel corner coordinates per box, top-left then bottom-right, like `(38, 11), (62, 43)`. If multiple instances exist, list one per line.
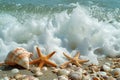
(0, 57), (120, 80)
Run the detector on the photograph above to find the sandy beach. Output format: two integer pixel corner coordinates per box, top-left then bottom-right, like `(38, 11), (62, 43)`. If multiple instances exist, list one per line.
(0, 57), (120, 80)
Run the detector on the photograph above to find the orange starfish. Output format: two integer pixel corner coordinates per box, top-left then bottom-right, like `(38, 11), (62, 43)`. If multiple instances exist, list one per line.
(60, 52), (89, 68)
(29, 47), (57, 69)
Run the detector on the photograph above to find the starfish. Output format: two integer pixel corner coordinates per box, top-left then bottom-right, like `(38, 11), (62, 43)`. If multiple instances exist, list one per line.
(29, 47), (57, 69)
(60, 52), (89, 68)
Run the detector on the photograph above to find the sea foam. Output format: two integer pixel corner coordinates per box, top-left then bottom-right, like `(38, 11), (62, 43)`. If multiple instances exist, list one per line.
(0, 4), (120, 65)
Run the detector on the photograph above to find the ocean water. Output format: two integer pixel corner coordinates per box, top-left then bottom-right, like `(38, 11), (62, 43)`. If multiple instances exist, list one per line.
(0, 0), (120, 64)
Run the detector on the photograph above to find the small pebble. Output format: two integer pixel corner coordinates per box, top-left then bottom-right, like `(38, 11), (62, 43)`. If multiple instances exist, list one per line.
(11, 68), (19, 74)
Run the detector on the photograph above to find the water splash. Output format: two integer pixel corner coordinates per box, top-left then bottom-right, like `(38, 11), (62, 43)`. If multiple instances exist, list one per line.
(0, 3), (120, 65)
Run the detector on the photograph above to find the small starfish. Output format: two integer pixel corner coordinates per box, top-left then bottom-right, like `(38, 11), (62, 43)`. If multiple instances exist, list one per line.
(60, 52), (89, 68)
(29, 47), (57, 69)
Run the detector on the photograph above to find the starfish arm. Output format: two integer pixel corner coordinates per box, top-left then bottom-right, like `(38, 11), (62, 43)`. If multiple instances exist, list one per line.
(39, 61), (45, 68)
(46, 51), (56, 59)
(60, 61), (71, 68)
(78, 60), (89, 63)
(75, 61), (82, 67)
(36, 47), (43, 57)
(74, 52), (80, 58)
(63, 52), (72, 60)
(29, 58), (40, 64)
(45, 60), (57, 67)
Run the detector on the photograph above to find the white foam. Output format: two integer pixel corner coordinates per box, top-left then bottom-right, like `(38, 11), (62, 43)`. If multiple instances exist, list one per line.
(0, 4), (120, 65)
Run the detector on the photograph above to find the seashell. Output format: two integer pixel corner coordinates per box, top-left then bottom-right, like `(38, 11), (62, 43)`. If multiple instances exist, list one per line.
(104, 62), (111, 66)
(30, 67), (41, 73)
(92, 66), (100, 72)
(82, 74), (90, 80)
(102, 64), (111, 72)
(53, 78), (58, 80)
(22, 75), (36, 80)
(92, 76), (100, 80)
(5, 47), (32, 69)
(1, 77), (9, 80)
(111, 68), (120, 78)
(96, 71), (107, 77)
(34, 78), (39, 80)
(11, 68), (19, 74)
(68, 72), (82, 80)
(67, 63), (73, 67)
(14, 74), (23, 79)
(42, 66), (48, 71)
(74, 67), (83, 73)
(58, 75), (68, 80)
(35, 71), (43, 77)
(52, 68), (60, 73)
(58, 69), (70, 76)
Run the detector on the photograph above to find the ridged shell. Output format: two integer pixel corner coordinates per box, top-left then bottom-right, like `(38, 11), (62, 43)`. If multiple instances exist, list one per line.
(5, 47), (32, 69)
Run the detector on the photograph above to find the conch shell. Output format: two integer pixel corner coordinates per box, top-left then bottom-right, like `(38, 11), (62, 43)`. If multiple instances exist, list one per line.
(5, 47), (32, 69)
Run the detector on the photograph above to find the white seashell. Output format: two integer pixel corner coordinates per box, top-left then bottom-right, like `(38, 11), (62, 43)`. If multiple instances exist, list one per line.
(75, 67), (83, 73)
(34, 78), (39, 80)
(11, 68), (19, 74)
(52, 68), (60, 73)
(14, 74), (23, 79)
(96, 71), (107, 77)
(2, 77), (9, 80)
(104, 62), (111, 67)
(42, 66), (48, 71)
(67, 63), (73, 67)
(58, 69), (70, 76)
(68, 72), (82, 80)
(5, 47), (32, 69)
(35, 71), (43, 77)
(58, 76), (68, 80)
(72, 65), (77, 68)
(111, 68), (120, 78)
(102, 64), (111, 72)
(53, 78), (58, 80)
(22, 75), (36, 80)
(31, 67), (41, 73)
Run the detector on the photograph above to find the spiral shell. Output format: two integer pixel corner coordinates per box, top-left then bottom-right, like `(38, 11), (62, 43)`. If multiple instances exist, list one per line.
(5, 47), (32, 69)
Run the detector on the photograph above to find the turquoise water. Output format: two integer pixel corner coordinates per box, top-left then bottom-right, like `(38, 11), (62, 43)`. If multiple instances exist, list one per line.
(0, 0), (120, 64)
